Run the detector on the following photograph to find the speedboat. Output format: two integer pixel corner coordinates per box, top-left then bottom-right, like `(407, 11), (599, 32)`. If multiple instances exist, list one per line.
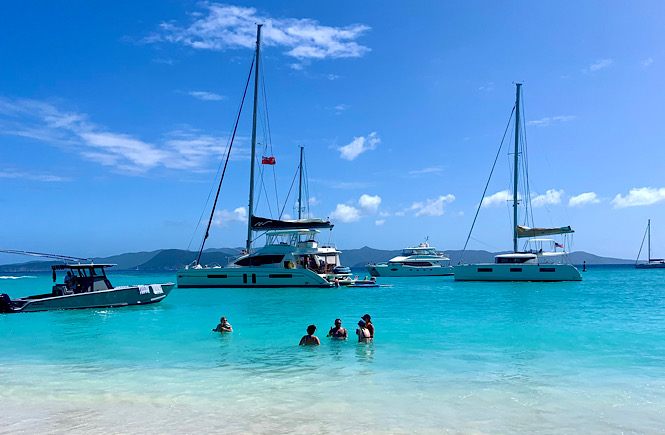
(0, 263), (174, 313)
(365, 241), (453, 277)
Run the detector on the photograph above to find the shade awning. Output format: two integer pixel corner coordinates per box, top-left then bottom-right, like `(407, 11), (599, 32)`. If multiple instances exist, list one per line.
(251, 215), (333, 231)
(516, 225), (574, 238)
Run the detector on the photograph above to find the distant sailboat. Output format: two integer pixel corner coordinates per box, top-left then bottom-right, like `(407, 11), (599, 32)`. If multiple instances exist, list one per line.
(454, 84), (582, 282)
(635, 219), (665, 268)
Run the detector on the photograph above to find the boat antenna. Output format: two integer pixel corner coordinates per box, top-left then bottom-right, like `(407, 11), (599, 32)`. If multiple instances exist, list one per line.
(246, 23), (263, 253)
(194, 52), (256, 266)
(0, 249), (91, 262)
(513, 83), (522, 253)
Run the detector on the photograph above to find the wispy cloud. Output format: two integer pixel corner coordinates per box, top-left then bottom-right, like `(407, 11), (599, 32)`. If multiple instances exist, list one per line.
(408, 195), (455, 216)
(527, 115), (576, 127)
(375, 219), (385, 226)
(146, 3), (371, 62)
(569, 192), (600, 207)
(583, 59), (613, 73)
(531, 189), (563, 207)
(408, 167), (444, 176)
(338, 132), (379, 160)
(481, 190), (513, 208)
(478, 82), (494, 92)
(0, 170), (67, 182)
(642, 58), (654, 67)
(330, 194), (381, 223)
(334, 104), (350, 115)
(611, 187), (665, 208)
(328, 74), (340, 80)
(0, 97), (241, 175)
(188, 91), (225, 101)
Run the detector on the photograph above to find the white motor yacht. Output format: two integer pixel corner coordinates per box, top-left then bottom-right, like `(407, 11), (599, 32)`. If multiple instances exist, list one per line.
(366, 241), (452, 277)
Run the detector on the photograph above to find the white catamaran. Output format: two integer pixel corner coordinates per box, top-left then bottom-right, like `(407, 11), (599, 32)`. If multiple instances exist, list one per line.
(635, 219), (665, 269)
(177, 25), (347, 288)
(454, 84), (582, 282)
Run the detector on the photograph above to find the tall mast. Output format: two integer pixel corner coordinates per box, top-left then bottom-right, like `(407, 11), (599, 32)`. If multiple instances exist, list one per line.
(298, 146), (304, 219)
(513, 83), (522, 253)
(246, 24), (263, 253)
(648, 219), (651, 262)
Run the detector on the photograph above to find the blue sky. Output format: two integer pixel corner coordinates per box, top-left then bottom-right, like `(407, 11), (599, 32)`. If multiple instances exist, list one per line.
(1, 1), (664, 262)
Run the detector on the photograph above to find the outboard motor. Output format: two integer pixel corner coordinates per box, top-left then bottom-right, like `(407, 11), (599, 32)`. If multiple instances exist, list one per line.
(0, 293), (14, 313)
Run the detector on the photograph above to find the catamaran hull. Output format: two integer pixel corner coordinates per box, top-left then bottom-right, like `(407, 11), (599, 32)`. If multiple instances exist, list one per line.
(1, 284), (174, 313)
(635, 263), (665, 269)
(366, 264), (454, 277)
(453, 264), (582, 281)
(176, 267), (332, 288)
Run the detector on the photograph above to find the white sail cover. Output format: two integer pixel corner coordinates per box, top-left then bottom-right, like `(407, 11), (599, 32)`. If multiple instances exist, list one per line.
(516, 225), (574, 238)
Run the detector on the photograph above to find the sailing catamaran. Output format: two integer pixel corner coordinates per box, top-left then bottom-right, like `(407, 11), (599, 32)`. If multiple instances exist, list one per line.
(177, 25), (347, 288)
(454, 84), (582, 282)
(635, 219), (665, 268)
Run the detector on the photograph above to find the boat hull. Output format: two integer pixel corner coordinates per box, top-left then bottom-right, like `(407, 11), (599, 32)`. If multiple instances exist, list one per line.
(635, 263), (665, 269)
(453, 264), (582, 281)
(2, 283), (174, 313)
(366, 263), (453, 277)
(176, 267), (332, 288)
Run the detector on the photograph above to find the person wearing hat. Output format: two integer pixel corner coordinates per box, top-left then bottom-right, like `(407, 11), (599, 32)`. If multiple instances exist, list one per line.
(356, 319), (371, 343)
(362, 314), (374, 339)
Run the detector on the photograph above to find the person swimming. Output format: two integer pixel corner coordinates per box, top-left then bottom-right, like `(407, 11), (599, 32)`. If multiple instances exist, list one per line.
(299, 324), (321, 345)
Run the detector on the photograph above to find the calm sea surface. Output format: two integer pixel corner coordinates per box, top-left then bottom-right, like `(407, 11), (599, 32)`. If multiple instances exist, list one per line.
(1, 266), (664, 434)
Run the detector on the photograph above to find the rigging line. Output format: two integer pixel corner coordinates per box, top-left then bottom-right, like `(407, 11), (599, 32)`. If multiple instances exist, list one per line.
(279, 164), (300, 219)
(636, 222), (649, 264)
(259, 60), (279, 211)
(255, 152), (275, 218)
(194, 55), (255, 266)
(0, 249), (91, 262)
(187, 54), (256, 253)
(520, 93), (535, 229)
(459, 105), (516, 264)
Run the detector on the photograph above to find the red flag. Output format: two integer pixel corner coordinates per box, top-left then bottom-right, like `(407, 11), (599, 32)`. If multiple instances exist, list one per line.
(262, 156), (276, 165)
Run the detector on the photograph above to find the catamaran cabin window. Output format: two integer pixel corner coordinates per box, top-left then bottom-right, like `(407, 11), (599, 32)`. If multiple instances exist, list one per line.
(235, 255), (285, 266)
(496, 257), (533, 264)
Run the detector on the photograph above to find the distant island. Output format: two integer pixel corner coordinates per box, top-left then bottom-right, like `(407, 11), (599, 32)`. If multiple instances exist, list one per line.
(0, 247), (634, 272)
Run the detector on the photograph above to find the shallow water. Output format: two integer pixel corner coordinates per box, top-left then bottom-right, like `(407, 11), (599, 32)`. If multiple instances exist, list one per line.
(1, 266), (664, 433)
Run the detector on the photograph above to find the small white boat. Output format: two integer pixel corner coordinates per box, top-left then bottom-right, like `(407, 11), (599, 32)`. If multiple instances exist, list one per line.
(454, 84), (581, 282)
(365, 240), (453, 277)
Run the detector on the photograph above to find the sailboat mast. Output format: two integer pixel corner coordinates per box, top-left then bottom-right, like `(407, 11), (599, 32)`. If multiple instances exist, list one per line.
(246, 24), (263, 253)
(513, 83), (522, 253)
(648, 219), (651, 262)
(298, 146), (304, 220)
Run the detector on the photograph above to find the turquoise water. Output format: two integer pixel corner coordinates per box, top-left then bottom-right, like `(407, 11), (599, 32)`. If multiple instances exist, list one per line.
(1, 266), (665, 433)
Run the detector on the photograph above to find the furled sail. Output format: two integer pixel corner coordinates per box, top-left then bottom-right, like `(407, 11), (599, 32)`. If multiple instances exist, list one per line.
(250, 215), (333, 231)
(516, 225), (574, 238)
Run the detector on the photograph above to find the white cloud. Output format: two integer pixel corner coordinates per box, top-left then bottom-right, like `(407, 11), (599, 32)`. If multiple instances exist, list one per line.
(0, 170), (66, 182)
(308, 196), (320, 206)
(408, 167), (444, 176)
(212, 207), (247, 226)
(409, 195), (455, 216)
(569, 192), (600, 207)
(328, 74), (340, 80)
(329, 203), (361, 223)
(147, 4), (371, 62)
(188, 91), (225, 101)
(611, 187), (665, 208)
(338, 132), (379, 160)
(330, 194), (382, 223)
(331, 181), (371, 189)
(531, 189), (563, 207)
(0, 97), (239, 174)
(478, 82), (494, 92)
(642, 58), (654, 67)
(334, 104), (350, 115)
(481, 190), (513, 208)
(584, 59), (613, 73)
(526, 115), (577, 127)
(375, 219), (385, 226)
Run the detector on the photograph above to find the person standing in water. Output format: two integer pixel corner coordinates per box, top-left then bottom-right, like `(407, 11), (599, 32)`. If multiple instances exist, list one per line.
(356, 320), (372, 343)
(362, 314), (374, 339)
(213, 316), (233, 333)
(327, 319), (348, 339)
(299, 324), (321, 345)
